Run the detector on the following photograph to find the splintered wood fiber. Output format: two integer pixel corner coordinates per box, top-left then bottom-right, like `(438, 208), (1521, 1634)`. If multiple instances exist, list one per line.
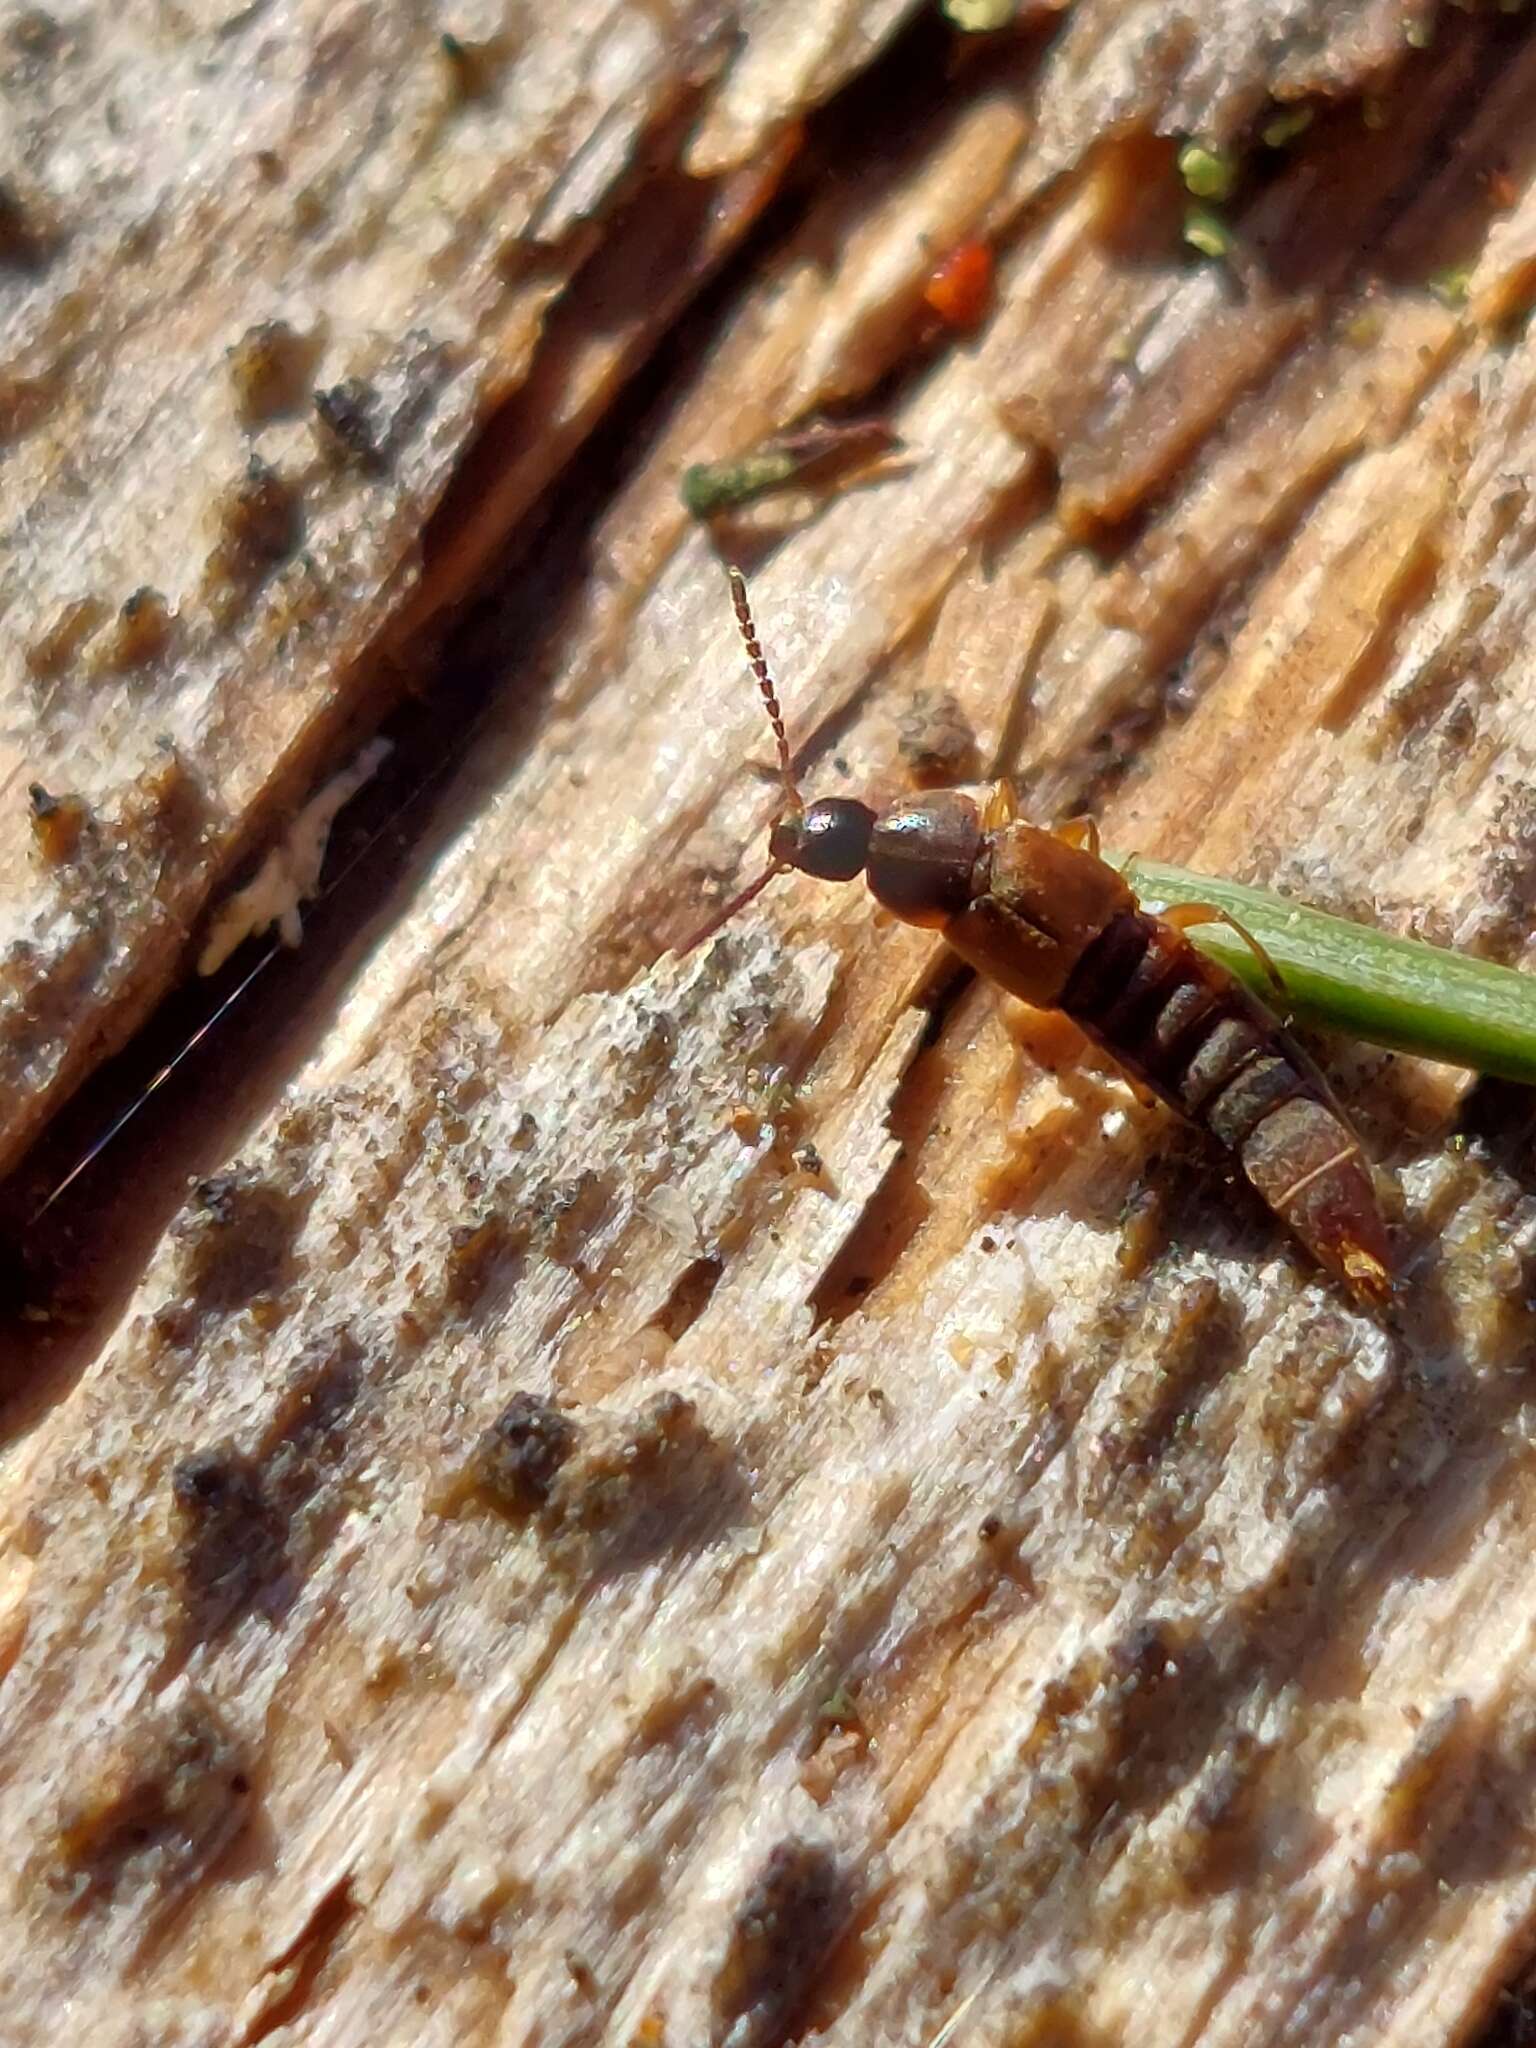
(6, 3), (1536, 2045)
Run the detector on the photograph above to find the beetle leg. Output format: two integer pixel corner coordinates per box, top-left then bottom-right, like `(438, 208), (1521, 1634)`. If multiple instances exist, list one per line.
(983, 777), (1020, 830)
(1053, 815), (1101, 859)
(1161, 901), (1289, 1013)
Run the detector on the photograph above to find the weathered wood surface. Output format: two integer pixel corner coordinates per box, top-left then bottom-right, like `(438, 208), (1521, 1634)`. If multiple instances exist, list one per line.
(0, 0), (906, 1177)
(8, 4), (1536, 2044)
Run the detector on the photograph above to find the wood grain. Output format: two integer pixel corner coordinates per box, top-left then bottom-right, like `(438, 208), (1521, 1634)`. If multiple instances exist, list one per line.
(7, 4), (1536, 2044)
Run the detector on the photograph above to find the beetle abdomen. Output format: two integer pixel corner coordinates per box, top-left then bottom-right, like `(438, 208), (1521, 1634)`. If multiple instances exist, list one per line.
(1060, 910), (1391, 1300)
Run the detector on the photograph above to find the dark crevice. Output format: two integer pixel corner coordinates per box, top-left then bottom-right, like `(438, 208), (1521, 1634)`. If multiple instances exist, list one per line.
(809, 955), (972, 1326)
(403, 78), (750, 626)
(649, 1254), (725, 1343)
(242, 1875), (358, 2044)
(1483, 1957), (1536, 2048)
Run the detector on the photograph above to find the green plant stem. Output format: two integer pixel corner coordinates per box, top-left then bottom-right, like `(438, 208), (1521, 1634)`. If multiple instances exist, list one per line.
(1118, 854), (1536, 1085)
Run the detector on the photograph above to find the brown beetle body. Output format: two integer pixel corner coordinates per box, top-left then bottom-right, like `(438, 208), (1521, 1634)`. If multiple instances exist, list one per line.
(937, 799), (1388, 1299)
(705, 572), (1392, 1303)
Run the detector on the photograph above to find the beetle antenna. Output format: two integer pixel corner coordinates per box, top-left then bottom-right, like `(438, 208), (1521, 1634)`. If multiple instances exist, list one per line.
(676, 857), (786, 956)
(727, 564), (801, 815)
(677, 565), (799, 957)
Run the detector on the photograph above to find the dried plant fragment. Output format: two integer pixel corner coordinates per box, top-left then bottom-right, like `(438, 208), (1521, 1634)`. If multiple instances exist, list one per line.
(942, 0), (1019, 28)
(682, 418), (901, 518)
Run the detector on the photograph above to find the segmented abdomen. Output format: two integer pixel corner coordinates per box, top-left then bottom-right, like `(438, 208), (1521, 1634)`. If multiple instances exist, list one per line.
(1059, 910), (1391, 1300)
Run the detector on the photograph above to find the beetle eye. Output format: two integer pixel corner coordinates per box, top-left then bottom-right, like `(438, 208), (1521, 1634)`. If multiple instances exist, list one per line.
(771, 799), (874, 882)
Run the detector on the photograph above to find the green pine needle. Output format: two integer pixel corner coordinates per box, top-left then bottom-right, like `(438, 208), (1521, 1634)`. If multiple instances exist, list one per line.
(1119, 855), (1536, 1084)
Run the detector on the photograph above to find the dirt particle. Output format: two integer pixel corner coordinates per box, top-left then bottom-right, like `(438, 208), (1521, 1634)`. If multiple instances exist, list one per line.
(117, 742), (205, 856)
(0, 366), (65, 441)
(1479, 783), (1536, 951)
(633, 1673), (721, 1750)
(1116, 1179), (1166, 1277)
(172, 1339), (361, 1638)
(8, 8), (64, 59)
(1377, 1696), (1473, 1848)
(713, 1839), (850, 2047)
(0, 174), (56, 267)
(532, 1169), (610, 1265)
(25, 595), (106, 678)
(445, 1210), (530, 1314)
(27, 783), (88, 864)
(50, 1696), (252, 1910)
(172, 1444), (285, 1637)
(263, 1339), (364, 1554)
(439, 29), (509, 100)
(203, 458), (302, 619)
(228, 320), (321, 426)
(314, 378), (385, 469)
(223, 458), (300, 560)
(102, 586), (174, 670)
(474, 1392), (577, 1516)
(170, 1171), (306, 1318)
(650, 1255), (724, 1342)
(613, 1008), (680, 1118)
(1177, 1733), (1271, 1891)
(897, 688), (981, 788)
(292, 181), (331, 234)
(546, 1392), (748, 1574)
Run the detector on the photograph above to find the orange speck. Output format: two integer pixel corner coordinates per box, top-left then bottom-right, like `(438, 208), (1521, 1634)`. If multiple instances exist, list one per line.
(923, 239), (994, 330)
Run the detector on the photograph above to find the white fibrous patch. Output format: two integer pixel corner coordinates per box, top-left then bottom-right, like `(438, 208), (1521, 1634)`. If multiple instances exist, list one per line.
(198, 739), (391, 976)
